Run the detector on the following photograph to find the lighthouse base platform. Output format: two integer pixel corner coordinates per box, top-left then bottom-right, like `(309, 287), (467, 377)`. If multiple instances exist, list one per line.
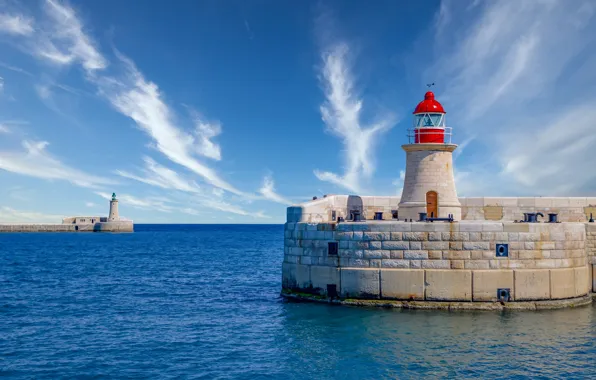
(282, 205), (596, 309)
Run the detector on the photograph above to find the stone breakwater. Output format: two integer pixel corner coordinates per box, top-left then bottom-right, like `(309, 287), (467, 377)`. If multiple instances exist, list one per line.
(0, 221), (134, 233)
(282, 221), (596, 309)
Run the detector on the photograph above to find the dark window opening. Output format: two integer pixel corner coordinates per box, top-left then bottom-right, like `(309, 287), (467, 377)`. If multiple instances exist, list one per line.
(328, 241), (339, 256)
(392, 210), (398, 219)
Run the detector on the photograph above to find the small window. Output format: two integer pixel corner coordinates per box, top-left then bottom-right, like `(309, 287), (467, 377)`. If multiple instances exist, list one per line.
(392, 210), (398, 219)
(328, 242), (339, 256)
(331, 210), (337, 221)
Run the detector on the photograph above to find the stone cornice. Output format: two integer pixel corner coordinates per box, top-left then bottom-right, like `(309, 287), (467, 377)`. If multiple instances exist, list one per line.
(402, 143), (458, 152)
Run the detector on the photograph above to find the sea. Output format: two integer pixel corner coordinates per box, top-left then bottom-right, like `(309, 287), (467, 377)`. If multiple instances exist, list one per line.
(1, 224), (595, 379)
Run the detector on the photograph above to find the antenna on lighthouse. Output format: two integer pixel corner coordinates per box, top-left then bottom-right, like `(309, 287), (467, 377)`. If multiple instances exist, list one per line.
(426, 82), (435, 89)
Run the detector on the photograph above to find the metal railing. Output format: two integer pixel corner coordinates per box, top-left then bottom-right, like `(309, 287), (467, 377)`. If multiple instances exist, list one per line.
(406, 127), (453, 144)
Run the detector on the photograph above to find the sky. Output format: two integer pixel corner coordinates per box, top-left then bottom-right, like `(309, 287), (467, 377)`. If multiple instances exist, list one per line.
(0, 0), (595, 224)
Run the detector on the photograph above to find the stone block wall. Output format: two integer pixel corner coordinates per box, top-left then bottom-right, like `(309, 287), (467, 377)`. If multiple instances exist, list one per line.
(287, 196), (596, 223)
(282, 221), (592, 302)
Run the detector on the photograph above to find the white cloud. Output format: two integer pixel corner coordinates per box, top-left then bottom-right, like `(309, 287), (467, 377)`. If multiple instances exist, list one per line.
(95, 191), (174, 213)
(0, 140), (115, 188)
(39, 0), (107, 71)
(95, 52), (243, 196)
(314, 43), (396, 193)
(116, 157), (258, 216)
(193, 114), (222, 161)
(429, 0), (596, 195)
(85, 202), (96, 207)
(116, 156), (202, 194)
(0, 61), (33, 76)
(259, 175), (292, 205)
(0, 13), (34, 36)
(0, 206), (64, 223)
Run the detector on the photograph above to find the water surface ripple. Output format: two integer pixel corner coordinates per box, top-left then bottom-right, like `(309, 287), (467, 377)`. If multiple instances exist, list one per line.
(1, 225), (594, 379)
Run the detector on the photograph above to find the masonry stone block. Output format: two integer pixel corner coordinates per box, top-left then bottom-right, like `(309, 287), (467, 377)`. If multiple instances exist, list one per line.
(403, 232), (428, 241)
(550, 268), (575, 299)
(369, 241), (382, 250)
(363, 250), (390, 259)
(380, 269), (424, 300)
(391, 223), (412, 232)
(318, 257), (339, 266)
(463, 242), (490, 250)
(381, 259), (410, 268)
(504, 224), (530, 232)
(428, 251), (443, 259)
(390, 251), (404, 259)
(409, 241), (422, 250)
(369, 259), (382, 268)
(574, 266), (590, 296)
(472, 270), (514, 301)
(282, 262), (310, 290)
(422, 260), (450, 269)
(425, 270), (472, 301)
(348, 259), (371, 267)
(442, 232), (469, 241)
(340, 268), (380, 298)
(382, 241), (409, 250)
(443, 251), (470, 260)
(464, 260), (490, 269)
(310, 266), (340, 295)
(422, 241), (449, 250)
(404, 250), (428, 259)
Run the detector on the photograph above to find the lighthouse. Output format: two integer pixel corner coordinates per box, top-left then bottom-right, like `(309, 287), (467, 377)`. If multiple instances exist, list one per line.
(398, 91), (461, 221)
(108, 192), (120, 221)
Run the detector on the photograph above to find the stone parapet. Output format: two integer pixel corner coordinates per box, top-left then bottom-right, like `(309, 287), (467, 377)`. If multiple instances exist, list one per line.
(287, 196), (596, 223)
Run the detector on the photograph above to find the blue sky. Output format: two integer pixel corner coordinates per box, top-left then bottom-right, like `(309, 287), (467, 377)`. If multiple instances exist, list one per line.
(0, 0), (595, 223)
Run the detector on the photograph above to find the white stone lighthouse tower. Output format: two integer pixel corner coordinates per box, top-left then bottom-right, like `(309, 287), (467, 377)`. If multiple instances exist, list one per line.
(398, 91), (461, 221)
(108, 192), (120, 221)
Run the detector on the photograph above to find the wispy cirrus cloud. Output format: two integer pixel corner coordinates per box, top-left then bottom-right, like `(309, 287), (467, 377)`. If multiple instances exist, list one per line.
(116, 157), (266, 216)
(116, 156), (203, 194)
(429, 0), (596, 196)
(0, 13), (34, 36)
(192, 115), (222, 161)
(259, 175), (292, 205)
(95, 191), (176, 214)
(0, 140), (115, 188)
(95, 52), (244, 196)
(314, 42), (396, 193)
(38, 0), (107, 71)
(5, 1), (248, 199)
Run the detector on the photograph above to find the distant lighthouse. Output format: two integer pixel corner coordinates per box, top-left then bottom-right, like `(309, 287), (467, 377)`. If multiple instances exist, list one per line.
(398, 91), (461, 220)
(108, 193), (120, 221)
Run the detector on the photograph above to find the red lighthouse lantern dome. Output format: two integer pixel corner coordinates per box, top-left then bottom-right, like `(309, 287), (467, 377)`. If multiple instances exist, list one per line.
(411, 91), (449, 144)
(414, 91), (445, 114)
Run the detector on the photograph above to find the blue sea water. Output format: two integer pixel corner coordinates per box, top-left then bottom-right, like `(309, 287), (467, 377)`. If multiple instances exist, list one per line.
(1, 224), (595, 379)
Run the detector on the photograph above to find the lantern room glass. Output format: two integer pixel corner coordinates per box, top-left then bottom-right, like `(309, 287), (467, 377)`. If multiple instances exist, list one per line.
(414, 113), (445, 128)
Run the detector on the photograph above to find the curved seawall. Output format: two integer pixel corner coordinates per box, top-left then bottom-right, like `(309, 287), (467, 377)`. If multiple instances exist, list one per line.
(282, 220), (596, 309)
